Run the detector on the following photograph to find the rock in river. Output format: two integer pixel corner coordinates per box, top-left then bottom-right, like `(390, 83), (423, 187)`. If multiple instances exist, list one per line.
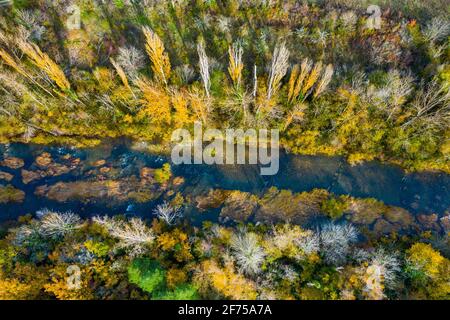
(21, 169), (44, 184)
(34, 177), (165, 204)
(220, 191), (258, 222)
(255, 187), (329, 224)
(35, 152), (53, 167)
(35, 180), (121, 202)
(1, 157), (24, 169)
(0, 184), (25, 203)
(21, 163), (72, 184)
(93, 159), (106, 167)
(0, 171), (13, 182)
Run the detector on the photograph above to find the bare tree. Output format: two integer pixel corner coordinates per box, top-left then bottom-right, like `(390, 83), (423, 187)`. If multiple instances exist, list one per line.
(253, 64), (257, 98)
(230, 231), (265, 275)
(39, 210), (82, 237)
(267, 42), (289, 100)
(116, 46), (145, 78)
(197, 41), (210, 98)
(361, 248), (401, 299)
(295, 232), (320, 256)
(175, 64), (195, 84)
(228, 42), (243, 87)
(93, 216), (155, 256)
(370, 70), (414, 120)
(152, 201), (183, 225)
(403, 79), (450, 129)
(313, 63), (334, 98)
(423, 17), (450, 43)
(319, 222), (358, 265)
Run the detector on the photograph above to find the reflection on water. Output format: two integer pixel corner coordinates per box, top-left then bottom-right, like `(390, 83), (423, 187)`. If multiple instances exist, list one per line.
(0, 140), (449, 224)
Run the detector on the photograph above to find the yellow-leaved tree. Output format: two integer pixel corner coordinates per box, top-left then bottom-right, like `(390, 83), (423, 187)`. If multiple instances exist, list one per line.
(17, 39), (70, 92)
(193, 259), (257, 299)
(407, 243), (450, 299)
(142, 26), (171, 85)
(136, 78), (171, 126)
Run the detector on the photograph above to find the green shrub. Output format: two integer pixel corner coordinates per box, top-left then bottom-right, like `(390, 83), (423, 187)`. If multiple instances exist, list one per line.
(321, 197), (348, 219)
(128, 258), (166, 294)
(154, 163), (172, 184)
(153, 284), (199, 300)
(84, 240), (110, 257)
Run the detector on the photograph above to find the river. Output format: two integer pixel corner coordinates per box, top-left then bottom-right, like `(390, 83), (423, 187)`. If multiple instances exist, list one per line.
(0, 139), (449, 226)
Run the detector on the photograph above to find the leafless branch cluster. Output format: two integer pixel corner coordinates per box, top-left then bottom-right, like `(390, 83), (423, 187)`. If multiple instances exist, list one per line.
(358, 248), (401, 299)
(116, 46), (145, 78)
(319, 223), (358, 265)
(313, 63), (334, 98)
(152, 201), (183, 225)
(423, 17), (450, 43)
(369, 70), (415, 119)
(267, 42), (289, 100)
(93, 216), (155, 256)
(295, 232), (320, 256)
(230, 231), (265, 275)
(228, 42), (244, 87)
(175, 64), (196, 84)
(38, 209), (82, 237)
(403, 79), (450, 129)
(197, 41), (211, 98)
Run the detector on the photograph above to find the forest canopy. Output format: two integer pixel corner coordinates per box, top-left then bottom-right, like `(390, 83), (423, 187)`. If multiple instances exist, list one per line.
(0, 0), (448, 172)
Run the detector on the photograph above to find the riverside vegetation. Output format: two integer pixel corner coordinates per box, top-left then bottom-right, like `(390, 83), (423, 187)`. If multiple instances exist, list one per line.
(0, 0), (449, 300)
(0, 0), (448, 171)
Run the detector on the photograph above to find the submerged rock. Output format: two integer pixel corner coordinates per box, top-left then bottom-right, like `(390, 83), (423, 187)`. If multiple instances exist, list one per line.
(35, 181), (120, 202)
(0, 157), (24, 169)
(417, 213), (440, 230)
(20, 152), (80, 184)
(70, 158), (81, 166)
(172, 176), (185, 186)
(220, 191), (258, 222)
(346, 197), (415, 234)
(195, 189), (232, 211)
(35, 176), (165, 204)
(383, 206), (414, 227)
(347, 198), (384, 224)
(127, 190), (156, 203)
(0, 184), (25, 203)
(99, 166), (111, 174)
(255, 187), (329, 224)
(372, 207), (416, 235)
(21, 169), (45, 184)
(35, 152), (52, 167)
(0, 171), (13, 182)
(21, 163), (72, 184)
(140, 167), (155, 181)
(46, 163), (72, 176)
(373, 219), (397, 235)
(93, 159), (106, 167)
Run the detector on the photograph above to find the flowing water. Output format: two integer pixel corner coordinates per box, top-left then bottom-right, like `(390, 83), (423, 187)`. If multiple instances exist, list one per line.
(0, 139), (449, 226)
